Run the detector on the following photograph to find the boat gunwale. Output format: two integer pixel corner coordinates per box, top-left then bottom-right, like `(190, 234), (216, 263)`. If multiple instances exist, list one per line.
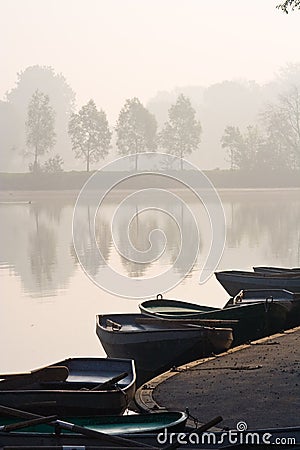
(215, 270), (300, 280)
(96, 314), (233, 334)
(0, 410), (188, 435)
(0, 357), (136, 396)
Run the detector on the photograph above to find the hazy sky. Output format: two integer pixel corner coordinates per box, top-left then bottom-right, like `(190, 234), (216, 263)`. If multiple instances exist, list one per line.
(1, 0), (300, 119)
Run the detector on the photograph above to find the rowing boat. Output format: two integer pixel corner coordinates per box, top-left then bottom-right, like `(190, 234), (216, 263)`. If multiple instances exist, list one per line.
(215, 270), (300, 296)
(0, 410), (188, 434)
(139, 294), (290, 345)
(96, 314), (233, 385)
(0, 357), (136, 416)
(253, 266), (300, 274)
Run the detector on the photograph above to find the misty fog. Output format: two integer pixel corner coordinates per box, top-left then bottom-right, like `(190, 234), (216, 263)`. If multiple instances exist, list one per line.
(0, 0), (300, 174)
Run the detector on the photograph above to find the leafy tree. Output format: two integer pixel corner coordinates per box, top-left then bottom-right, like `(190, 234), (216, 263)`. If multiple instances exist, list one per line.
(68, 100), (111, 172)
(43, 154), (64, 173)
(159, 94), (202, 169)
(277, 0), (300, 13)
(116, 97), (157, 170)
(262, 86), (300, 169)
(221, 125), (266, 170)
(6, 65), (75, 171)
(25, 90), (56, 172)
(221, 126), (245, 170)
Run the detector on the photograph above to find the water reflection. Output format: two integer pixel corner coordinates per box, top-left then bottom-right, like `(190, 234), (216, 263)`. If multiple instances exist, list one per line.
(118, 213), (162, 277)
(1, 191), (300, 299)
(29, 215), (57, 289)
(0, 199), (75, 297)
(224, 193), (300, 266)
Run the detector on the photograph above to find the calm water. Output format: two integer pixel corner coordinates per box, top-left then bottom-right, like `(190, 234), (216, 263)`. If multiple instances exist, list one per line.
(1, 189), (300, 373)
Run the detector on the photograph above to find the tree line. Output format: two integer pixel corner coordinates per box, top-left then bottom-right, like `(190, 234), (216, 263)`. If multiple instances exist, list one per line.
(221, 86), (300, 171)
(25, 91), (202, 172)
(2, 65), (300, 173)
(26, 86), (300, 173)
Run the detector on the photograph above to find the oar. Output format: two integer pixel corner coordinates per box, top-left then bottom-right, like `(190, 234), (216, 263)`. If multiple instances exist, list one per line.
(0, 415), (57, 432)
(0, 366), (69, 379)
(136, 317), (238, 327)
(0, 405), (157, 449)
(136, 317), (232, 331)
(91, 372), (128, 391)
(195, 415), (223, 432)
(0, 366), (69, 390)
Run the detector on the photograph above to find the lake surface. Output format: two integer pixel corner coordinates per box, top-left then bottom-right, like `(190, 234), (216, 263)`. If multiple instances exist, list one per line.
(1, 189), (300, 373)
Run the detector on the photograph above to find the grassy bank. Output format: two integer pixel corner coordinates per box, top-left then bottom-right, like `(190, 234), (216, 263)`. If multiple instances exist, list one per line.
(0, 169), (300, 191)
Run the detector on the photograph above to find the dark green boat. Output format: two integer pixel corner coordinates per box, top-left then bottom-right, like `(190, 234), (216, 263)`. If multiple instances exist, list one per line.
(0, 410), (188, 435)
(139, 293), (290, 345)
(226, 289), (300, 328)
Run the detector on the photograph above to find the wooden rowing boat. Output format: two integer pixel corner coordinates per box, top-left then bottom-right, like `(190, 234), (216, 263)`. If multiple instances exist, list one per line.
(139, 294), (291, 345)
(96, 314), (233, 385)
(215, 270), (300, 296)
(253, 266), (300, 274)
(0, 357), (136, 416)
(226, 288), (300, 328)
(0, 410), (188, 435)
(0, 424), (299, 448)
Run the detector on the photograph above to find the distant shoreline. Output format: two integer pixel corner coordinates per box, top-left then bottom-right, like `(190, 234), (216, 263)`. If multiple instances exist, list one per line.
(1, 187), (300, 203)
(1, 169), (300, 194)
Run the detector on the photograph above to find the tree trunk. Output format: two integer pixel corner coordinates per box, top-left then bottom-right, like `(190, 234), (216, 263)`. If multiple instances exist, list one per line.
(33, 146), (38, 173)
(135, 153), (138, 171)
(87, 146), (90, 172)
(180, 152), (183, 170)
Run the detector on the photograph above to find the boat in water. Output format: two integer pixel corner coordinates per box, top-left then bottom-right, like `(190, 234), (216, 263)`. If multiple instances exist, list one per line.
(0, 418), (299, 449)
(253, 266), (300, 274)
(96, 313), (233, 385)
(0, 410), (188, 435)
(215, 270), (300, 296)
(139, 293), (292, 345)
(226, 288), (300, 329)
(0, 357), (136, 417)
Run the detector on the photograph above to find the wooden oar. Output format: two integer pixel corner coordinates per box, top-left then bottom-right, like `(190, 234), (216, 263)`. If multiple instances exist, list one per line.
(0, 415), (57, 432)
(0, 405), (157, 449)
(91, 371), (128, 391)
(136, 317), (237, 328)
(153, 316), (239, 325)
(0, 366), (68, 379)
(0, 366), (69, 390)
(196, 415), (223, 432)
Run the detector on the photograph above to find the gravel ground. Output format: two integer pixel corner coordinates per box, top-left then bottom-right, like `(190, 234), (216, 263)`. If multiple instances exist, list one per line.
(152, 328), (300, 429)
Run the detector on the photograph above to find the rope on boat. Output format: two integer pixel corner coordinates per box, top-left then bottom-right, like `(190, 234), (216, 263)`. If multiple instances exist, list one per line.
(185, 407), (199, 428)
